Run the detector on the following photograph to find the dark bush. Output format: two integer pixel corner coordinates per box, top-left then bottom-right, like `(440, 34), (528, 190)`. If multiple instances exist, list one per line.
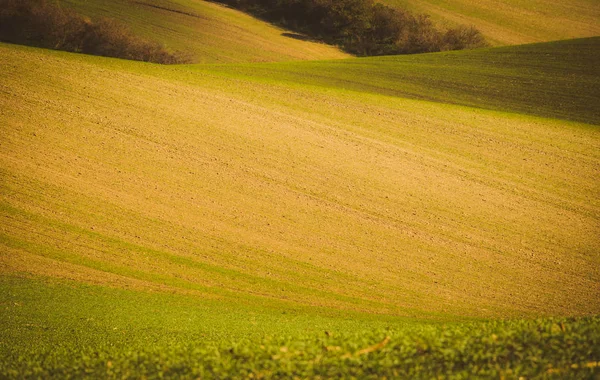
(441, 25), (488, 51)
(0, 0), (189, 64)
(212, 0), (488, 56)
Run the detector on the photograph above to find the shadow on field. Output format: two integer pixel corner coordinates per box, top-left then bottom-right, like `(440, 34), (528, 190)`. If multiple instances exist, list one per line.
(281, 32), (314, 42)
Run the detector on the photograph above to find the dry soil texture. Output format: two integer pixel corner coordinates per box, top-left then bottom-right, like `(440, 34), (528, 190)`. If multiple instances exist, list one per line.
(1, 43), (599, 320)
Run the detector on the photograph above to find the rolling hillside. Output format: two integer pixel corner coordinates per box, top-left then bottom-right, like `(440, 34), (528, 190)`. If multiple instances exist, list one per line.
(380, 0), (600, 46)
(61, 0), (350, 63)
(1, 39), (599, 321)
(2, 0), (600, 362)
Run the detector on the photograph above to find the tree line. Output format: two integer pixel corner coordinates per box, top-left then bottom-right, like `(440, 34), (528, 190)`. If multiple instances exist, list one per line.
(0, 0), (487, 62)
(216, 0), (487, 55)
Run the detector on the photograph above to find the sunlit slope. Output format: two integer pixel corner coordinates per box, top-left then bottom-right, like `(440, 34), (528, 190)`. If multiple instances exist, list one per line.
(62, 0), (349, 63)
(380, 0), (600, 46)
(1, 43), (599, 319)
(205, 37), (600, 125)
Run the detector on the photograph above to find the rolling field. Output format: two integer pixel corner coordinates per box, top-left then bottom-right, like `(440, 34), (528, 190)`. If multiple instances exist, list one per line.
(1, 36), (599, 376)
(199, 37), (600, 125)
(60, 0), (349, 63)
(380, 0), (600, 46)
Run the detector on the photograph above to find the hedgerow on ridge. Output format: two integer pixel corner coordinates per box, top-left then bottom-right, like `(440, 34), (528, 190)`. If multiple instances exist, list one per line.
(214, 0), (488, 55)
(0, 0), (189, 63)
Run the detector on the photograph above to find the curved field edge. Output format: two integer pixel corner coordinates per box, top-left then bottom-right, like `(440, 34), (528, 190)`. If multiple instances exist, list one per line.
(0, 276), (599, 379)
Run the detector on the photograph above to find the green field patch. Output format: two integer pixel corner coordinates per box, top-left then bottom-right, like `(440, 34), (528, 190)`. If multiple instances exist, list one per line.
(186, 37), (600, 125)
(0, 277), (598, 378)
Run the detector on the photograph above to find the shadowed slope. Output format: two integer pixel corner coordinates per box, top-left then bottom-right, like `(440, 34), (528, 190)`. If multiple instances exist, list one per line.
(199, 38), (600, 125)
(1, 43), (599, 319)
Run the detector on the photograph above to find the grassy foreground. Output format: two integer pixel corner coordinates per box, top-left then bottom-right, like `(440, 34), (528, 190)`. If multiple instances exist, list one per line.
(2, 276), (599, 378)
